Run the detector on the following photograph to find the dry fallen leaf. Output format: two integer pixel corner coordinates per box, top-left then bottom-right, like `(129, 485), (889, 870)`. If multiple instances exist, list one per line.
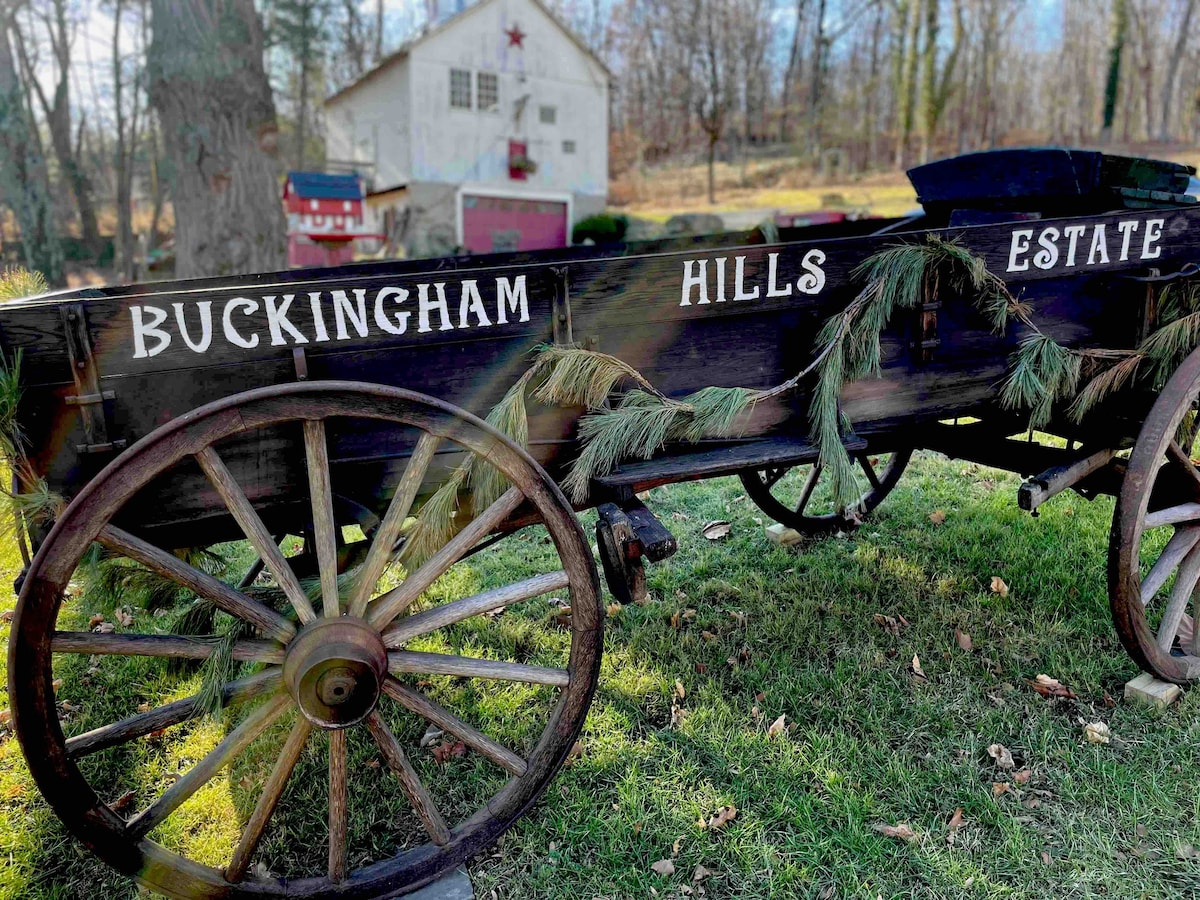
(701, 630), (717, 642)
(911, 654), (927, 679)
(873, 822), (917, 841)
(929, 509), (946, 526)
(110, 790), (136, 812)
(669, 703), (688, 729)
(671, 836), (683, 856)
(1084, 721), (1111, 745)
(987, 743), (1015, 769)
(1028, 673), (1076, 699)
(874, 613), (900, 636)
(633, 822), (644, 836)
(707, 804), (737, 830)
(1013, 768), (1032, 785)
(95, 622), (115, 634)
(1040, 851), (1052, 866)
(419, 724), (444, 748)
(947, 808), (966, 833)
(431, 740), (466, 764)
(692, 864), (713, 882)
(116, 609), (134, 627)
(992, 782), (1010, 798)
(0, 609), (13, 623)
(674, 680), (686, 700)
(650, 859), (675, 876)
(954, 628), (972, 652)
(606, 603), (622, 618)
(767, 714), (787, 737)
(702, 520), (732, 541)
(88, 613), (105, 628)
(990, 576), (1009, 597)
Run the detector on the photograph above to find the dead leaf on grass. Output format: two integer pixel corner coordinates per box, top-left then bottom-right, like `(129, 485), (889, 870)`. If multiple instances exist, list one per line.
(671, 836), (683, 856)
(992, 782), (1010, 798)
(947, 808), (966, 834)
(1084, 722), (1111, 745)
(419, 724), (444, 748)
(1028, 674), (1076, 699)
(672, 511), (690, 521)
(990, 576), (1009, 597)
(767, 714), (786, 737)
(650, 859), (675, 876)
(701, 630), (717, 642)
(987, 743), (1015, 769)
(929, 509), (946, 526)
(874, 613), (901, 636)
(707, 804), (737, 830)
(702, 520), (731, 541)
(911, 654), (927, 680)
(954, 628), (972, 652)
(873, 822), (917, 841)
(674, 680), (686, 700)
(431, 740), (466, 764)
(607, 603), (622, 618)
(1013, 768), (1032, 785)
(692, 864), (713, 882)
(0, 609), (13, 623)
(728, 610), (747, 627)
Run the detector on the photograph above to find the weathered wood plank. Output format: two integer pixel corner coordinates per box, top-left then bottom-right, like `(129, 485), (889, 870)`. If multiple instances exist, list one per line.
(387, 650), (569, 687)
(365, 711), (451, 846)
(51, 631), (284, 664)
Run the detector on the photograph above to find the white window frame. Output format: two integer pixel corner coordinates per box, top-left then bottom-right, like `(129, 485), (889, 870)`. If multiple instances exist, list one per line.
(450, 68), (472, 109)
(477, 71), (499, 113)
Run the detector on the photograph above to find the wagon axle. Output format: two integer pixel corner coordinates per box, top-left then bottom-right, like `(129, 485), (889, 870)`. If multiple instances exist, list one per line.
(282, 617), (388, 729)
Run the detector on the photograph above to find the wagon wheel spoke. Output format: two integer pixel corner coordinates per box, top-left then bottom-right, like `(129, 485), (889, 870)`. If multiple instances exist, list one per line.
(382, 677), (525, 776)
(367, 486), (526, 631)
(52, 631), (284, 663)
(98, 525), (296, 642)
(127, 694), (291, 839)
(303, 420), (341, 618)
(1142, 502), (1200, 529)
(382, 570), (569, 648)
(348, 433), (441, 617)
(66, 670), (282, 759)
(1139, 525), (1200, 605)
(794, 464), (822, 514)
(328, 729), (348, 883)
(856, 453), (882, 491)
(225, 717), (313, 883)
(1155, 540), (1200, 651)
(761, 467), (788, 489)
(1166, 440), (1200, 493)
(365, 711), (451, 846)
(197, 446), (317, 626)
(388, 650), (569, 686)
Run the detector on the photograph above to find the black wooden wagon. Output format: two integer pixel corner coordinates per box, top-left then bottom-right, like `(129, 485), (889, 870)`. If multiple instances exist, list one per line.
(5, 148), (1200, 898)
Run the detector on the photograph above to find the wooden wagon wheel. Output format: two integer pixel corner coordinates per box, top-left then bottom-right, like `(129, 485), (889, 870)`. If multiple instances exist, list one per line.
(9, 381), (602, 899)
(1111, 348), (1200, 684)
(738, 449), (913, 534)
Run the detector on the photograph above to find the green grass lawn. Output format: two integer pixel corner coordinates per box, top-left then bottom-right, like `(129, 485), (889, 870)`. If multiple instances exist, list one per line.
(2, 452), (1199, 899)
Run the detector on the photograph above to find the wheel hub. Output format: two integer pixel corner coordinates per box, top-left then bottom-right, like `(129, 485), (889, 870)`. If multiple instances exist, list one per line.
(283, 617), (387, 729)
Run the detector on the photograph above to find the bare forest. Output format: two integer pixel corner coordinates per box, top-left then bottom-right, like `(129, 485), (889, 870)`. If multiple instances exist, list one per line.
(0, 0), (1197, 282)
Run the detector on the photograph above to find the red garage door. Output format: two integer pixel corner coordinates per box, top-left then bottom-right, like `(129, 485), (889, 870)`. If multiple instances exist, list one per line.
(462, 195), (568, 254)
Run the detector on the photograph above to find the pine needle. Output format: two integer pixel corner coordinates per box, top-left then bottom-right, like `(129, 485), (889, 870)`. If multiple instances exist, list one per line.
(0, 267), (47, 303)
(194, 614), (244, 718)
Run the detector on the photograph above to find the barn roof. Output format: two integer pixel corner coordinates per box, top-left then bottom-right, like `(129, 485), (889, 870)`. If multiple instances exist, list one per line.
(324, 0), (610, 107)
(286, 172), (363, 201)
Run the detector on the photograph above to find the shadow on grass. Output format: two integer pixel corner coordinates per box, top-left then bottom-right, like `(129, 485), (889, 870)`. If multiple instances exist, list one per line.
(4, 454), (1200, 899)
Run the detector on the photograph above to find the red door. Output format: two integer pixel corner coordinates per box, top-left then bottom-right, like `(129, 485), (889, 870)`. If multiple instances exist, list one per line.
(462, 195), (568, 254)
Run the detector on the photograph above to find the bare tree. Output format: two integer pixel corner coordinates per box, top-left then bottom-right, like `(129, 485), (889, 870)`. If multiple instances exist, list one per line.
(147, 0), (287, 278)
(1158, 0), (1196, 139)
(112, 0), (145, 281)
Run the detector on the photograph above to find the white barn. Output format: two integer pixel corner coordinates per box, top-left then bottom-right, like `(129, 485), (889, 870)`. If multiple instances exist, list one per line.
(324, 0), (610, 258)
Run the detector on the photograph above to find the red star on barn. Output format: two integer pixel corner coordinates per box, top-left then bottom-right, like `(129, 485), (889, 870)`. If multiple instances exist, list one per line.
(505, 24), (525, 47)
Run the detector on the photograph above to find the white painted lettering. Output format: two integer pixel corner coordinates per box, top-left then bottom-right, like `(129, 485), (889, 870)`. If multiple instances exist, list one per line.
(418, 283), (453, 333)
(1063, 225), (1087, 267)
(131, 305), (171, 358)
(172, 301), (212, 353)
(222, 298), (260, 349)
(1142, 218), (1164, 259)
(680, 260), (708, 306)
(1117, 220), (1140, 261)
(496, 276), (529, 324)
(797, 249), (826, 294)
(1088, 225), (1110, 265)
(714, 257), (727, 302)
(308, 292), (330, 342)
(374, 287), (410, 335)
(1008, 229), (1034, 272)
(766, 252), (792, 298)
(264, 295), (308, 346)
(733, 256), (760, 301)
(458, 280), (491, 328)
(332, 289), (369, 339)
(1033, 227), (1060, 270)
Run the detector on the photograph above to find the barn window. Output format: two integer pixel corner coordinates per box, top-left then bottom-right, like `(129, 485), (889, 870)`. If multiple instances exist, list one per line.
(562, 140), (576, 154)
(539, 105), (556, 124)
(477, 72), (499, 112)
(450, 68), (472, 109)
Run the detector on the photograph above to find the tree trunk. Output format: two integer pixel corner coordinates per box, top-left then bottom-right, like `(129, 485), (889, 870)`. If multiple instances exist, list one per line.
(0, 19), (63, 285)
(113, 0), (138, 282)
(917, 0), (938, 164)
(707, 133), (716, 204)
(148, 0), (287, 279)
(1100, 0), (1128, 143)
(374, 0), (383, 61)
(894, 0), (920, 168)
(1158, 0), (1196, 141)
(779, 0), (807, 143)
